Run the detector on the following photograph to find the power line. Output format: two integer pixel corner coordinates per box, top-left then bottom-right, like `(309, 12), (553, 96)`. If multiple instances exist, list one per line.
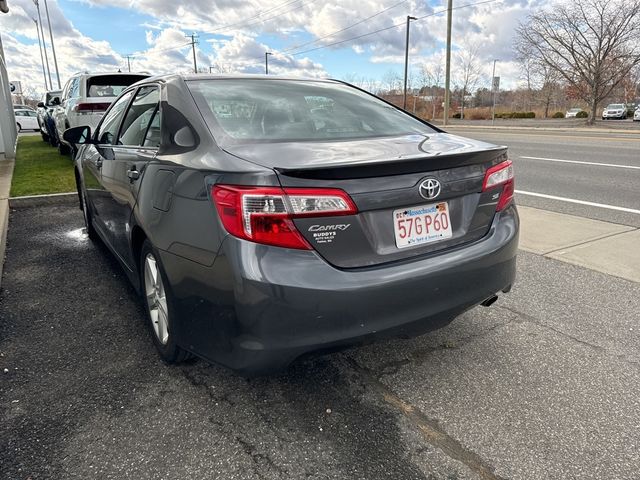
(203, 0), (308, 34)
(289, 0), (502, 56)
(282, 0), (409, 53)
(129, 42), (192, 58)
(214, 0), (319, 34)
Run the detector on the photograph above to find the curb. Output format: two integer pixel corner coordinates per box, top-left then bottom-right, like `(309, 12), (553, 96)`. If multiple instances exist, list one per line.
(0, 157), (15, 290)
(437, 124), (640, 135)
(9, 192), (78, 209)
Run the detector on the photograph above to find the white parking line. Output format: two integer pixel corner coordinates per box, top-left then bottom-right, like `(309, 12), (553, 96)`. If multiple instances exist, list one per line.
(521, 156), (640, 170)
(515, 190), (640, 215)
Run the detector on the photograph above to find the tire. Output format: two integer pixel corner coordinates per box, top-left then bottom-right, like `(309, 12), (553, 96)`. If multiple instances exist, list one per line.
(79, 182), (98, 241)
(16, 123), (21, 132)
(140, 239), (192, 364)
(49, 131), (59, 147)
(58, 141), (70, 156)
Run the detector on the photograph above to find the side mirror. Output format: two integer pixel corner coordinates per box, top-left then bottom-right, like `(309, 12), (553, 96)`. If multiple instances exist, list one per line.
(63, 125), (93, 145)
(37, 102), (45, 108)
(51, 97), (61, 106)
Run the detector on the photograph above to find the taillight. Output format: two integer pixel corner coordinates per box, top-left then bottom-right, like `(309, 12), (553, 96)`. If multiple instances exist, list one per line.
(74, 102), (111, 113)
(482, 160), (514, 211)
(212, 185), (357, 250)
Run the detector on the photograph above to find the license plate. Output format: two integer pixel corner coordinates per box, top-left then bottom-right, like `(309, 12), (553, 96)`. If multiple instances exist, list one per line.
(393, 202), (453, 249)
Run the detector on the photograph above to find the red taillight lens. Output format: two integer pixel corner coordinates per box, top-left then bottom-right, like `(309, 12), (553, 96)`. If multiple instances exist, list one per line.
(74, 102), (111, 113)
(212, 185), (357, 250)
(482, 160), (514, 211)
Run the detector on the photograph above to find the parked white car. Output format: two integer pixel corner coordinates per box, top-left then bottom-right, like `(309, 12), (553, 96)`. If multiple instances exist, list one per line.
(602, 103), (627, 120)
(565, 108), (583, 118)
(634, 108), (640, 122)
(52, 71), (149, 154)
(14, 109), (40, 132)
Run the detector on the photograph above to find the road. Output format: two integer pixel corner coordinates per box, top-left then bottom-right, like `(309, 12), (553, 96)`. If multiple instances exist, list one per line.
(1, 201), (639, 479)
(446, 127), (640, 227)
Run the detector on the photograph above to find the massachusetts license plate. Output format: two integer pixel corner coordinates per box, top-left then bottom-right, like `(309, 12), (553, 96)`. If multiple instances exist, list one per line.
(393, 202), (453, 249)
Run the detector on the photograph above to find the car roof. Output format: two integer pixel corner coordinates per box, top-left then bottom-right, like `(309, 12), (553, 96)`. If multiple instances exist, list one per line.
(137, 73), (340, 85)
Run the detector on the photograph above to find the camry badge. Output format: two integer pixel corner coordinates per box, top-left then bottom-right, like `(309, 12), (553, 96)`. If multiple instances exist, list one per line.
(419, 178), (441, 200)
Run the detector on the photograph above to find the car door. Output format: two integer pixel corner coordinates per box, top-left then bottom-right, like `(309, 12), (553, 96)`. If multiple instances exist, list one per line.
(83, 89), (135, 247)
(98, 85), (162, 270)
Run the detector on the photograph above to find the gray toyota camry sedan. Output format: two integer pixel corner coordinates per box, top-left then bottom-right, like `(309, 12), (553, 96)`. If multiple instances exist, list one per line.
(65, 75), (518, 374)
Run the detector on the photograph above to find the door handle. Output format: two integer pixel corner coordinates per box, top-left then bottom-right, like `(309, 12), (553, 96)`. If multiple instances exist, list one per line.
(127, 168), (140, 181)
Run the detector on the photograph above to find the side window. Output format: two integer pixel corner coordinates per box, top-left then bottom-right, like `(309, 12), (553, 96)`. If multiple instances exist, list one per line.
(118, 86), (160, 147)
(61, 80), (70, 100)
(69, 78), (80, 99)
(96, 90), (134, 145)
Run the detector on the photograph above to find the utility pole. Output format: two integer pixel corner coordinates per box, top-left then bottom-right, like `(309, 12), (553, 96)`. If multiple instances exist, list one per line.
(33, 0), (52, 90)
(33, 18), (48, 90)
(124, 55), (132, 73)
(43, 0), (60, 88)
(491, 59), (498, 125)
(443, 0), (453, 126)
(403, 15), (417, 110)
(186, 34), (198, 73)
(265, 52), (272, 75)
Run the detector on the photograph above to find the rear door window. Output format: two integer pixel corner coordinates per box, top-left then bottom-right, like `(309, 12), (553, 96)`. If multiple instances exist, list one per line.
(118, 86), (160, 147)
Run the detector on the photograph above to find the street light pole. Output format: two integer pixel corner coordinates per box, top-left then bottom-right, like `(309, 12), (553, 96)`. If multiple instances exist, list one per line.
(43, 0), (60, 88)
(33, 1), (52, 90)
(33, 18), (48, 90)
(491, 59), (498, 125)
(403, 15), (417, 110)
(443, 0), (453, 126)
(265, 52), (272, 75)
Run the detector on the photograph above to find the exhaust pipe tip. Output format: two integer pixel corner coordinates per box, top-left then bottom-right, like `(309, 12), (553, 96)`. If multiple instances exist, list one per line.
(480, 294), (498, 307)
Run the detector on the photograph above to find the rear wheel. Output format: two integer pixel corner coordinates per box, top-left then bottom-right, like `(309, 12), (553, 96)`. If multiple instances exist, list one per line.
(16, 123), (21, 132)
(140, 240), (192, 364)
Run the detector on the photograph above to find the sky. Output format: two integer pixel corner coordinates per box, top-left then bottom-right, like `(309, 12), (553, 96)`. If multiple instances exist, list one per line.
(0, 0), (546, 98)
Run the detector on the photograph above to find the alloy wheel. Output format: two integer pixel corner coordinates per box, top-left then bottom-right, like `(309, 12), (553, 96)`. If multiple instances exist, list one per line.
(144, 253), (169, 345)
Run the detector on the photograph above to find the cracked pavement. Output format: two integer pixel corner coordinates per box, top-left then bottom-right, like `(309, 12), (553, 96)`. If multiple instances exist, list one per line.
(1, 204), (639, 479)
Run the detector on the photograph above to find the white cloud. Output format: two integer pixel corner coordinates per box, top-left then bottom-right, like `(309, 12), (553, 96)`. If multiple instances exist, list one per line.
(1, 0), (556, 97)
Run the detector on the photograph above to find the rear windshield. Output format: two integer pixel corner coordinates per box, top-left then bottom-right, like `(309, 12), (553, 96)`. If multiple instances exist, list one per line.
(87, 75), (148, 98)
(187, 79), (434, 144)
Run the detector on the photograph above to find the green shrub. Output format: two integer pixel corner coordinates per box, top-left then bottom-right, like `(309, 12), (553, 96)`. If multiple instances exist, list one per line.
(576, 110), (588, 118)
(452, 112), (461, 119)
(552, 111), (565, 118)
(525, 112), (536, 118)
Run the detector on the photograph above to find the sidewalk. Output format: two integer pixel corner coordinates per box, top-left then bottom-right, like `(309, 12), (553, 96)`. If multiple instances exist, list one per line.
(517, 205), (640, 283)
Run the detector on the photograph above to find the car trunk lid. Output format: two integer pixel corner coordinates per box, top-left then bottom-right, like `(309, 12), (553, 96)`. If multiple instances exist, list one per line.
(222, 133), (509, 268)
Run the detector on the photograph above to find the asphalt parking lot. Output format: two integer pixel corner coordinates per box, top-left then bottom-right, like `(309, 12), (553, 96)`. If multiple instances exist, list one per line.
(1, 202), (639, 479)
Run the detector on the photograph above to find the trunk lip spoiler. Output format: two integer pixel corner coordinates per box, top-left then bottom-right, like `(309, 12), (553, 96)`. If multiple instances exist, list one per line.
(273, 146), (508, 179)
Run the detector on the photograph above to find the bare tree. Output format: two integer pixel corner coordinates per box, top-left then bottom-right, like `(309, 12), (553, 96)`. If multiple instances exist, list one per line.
(516, 0), (640, 124)
(382, 69), (402, 94)
(454, 44), (482, 119)
(420, 56), (445, 119)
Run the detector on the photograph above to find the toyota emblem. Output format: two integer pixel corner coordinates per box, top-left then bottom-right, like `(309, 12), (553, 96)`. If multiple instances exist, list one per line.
(419, 178), (441, 200)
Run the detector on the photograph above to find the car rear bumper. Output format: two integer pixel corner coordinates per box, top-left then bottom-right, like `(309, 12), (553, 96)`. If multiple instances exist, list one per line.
(161, 204), (519, 374)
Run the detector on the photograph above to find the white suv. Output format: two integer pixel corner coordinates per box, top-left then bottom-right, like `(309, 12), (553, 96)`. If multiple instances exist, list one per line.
(53, 71), (149, 154)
